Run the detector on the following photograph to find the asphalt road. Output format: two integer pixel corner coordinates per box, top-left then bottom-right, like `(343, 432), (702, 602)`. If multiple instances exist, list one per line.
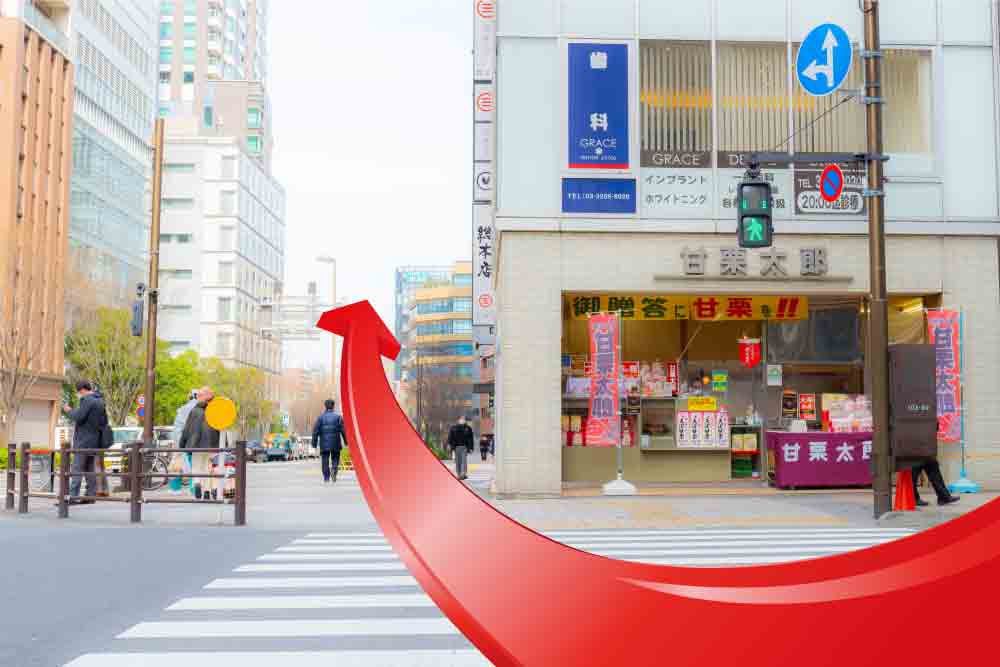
(0, 457), (955, 666)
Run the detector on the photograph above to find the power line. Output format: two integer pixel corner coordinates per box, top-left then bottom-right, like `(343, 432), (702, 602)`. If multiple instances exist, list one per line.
(769, 94), (857, 154)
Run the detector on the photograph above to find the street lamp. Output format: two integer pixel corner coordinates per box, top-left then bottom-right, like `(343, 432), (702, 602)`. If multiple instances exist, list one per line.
(316, 256), (339, 400)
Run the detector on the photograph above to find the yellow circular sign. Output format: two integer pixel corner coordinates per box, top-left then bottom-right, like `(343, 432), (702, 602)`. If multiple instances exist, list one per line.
(205, 397), (237, 431)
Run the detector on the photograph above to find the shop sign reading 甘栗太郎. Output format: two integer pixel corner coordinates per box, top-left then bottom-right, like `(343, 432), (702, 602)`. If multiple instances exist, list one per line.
(567, 295), (809, 321)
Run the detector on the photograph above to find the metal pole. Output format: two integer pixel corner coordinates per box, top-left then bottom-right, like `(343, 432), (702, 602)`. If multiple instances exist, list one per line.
(863, 1), (892, 518)
(235, 440), (247, 526)
(616, 311), (624, 481)
(18, 443), (29, 513)
(58, 442), (69, 519)
(129, 442), (142, 523)
(143, 118), (166, 449)
(5, 444), (15, 510)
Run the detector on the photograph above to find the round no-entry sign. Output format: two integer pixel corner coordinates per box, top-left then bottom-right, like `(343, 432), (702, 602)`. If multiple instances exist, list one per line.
(819, 164), (844, 203)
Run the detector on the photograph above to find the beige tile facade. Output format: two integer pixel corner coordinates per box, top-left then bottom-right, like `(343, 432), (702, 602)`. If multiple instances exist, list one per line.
(494, 232), (1000, 494)
(0, 17), (75, 445)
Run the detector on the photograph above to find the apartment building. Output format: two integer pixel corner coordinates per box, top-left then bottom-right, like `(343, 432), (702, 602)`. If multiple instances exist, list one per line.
(393, 265), (453, 381)
(66, 0), (158, 316)
(0, 0), (75, 445)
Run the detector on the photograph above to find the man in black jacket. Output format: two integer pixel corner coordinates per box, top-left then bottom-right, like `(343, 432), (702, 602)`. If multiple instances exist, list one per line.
(179, 386), (221, 499)
(446, 416), (474, 480)
(63, 381), (109, 501)
(312, 399), (347, 483)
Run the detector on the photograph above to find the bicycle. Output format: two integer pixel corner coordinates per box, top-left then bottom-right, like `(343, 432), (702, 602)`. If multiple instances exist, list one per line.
(142, 451), (171, 491)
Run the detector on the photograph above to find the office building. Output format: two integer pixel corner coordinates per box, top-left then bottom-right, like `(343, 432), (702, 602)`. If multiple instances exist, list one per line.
(66, 0), (158, 317)
(393, 265), (453, 381)
(0, 1), (75, 445)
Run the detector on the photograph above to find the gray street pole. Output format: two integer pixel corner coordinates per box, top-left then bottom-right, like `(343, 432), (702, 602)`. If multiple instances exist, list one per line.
(143, 118), (165, 447)
(863, 1), (892, 518)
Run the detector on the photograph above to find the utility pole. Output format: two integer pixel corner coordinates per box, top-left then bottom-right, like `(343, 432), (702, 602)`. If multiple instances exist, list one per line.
(143, 118), (165, 447)
(863, 1), (892, 518)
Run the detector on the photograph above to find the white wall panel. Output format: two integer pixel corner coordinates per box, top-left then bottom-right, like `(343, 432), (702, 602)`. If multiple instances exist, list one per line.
(940, 0), (993, 44)
(942, 47), (998, 218)
(640, 0), (710, 40)
(560, 0), (636, 37)
(879, 0), (937, 44)
(790, 0), (862, 44)
(884, 181), (944, 219)
(497, 39), (560, 216)
(498, 0), (557, 36)
(717, 0), (785, 41)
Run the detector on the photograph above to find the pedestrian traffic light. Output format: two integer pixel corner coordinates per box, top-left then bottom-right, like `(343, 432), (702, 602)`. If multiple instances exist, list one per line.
(736, 180), (773, 249)
(130, 300), (144, 337)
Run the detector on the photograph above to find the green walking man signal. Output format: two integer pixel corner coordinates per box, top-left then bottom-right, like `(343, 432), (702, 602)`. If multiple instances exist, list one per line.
(736, 180), (774, 249)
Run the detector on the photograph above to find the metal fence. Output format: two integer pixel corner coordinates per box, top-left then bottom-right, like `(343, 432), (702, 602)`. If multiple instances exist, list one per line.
(4, 442), (247, 526)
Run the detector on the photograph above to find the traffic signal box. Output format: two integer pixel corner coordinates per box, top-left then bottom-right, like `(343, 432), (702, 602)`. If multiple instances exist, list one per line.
(737, 180), (773, 249)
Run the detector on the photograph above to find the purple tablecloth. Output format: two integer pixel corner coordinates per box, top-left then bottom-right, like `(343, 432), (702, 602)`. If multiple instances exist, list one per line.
(767, 431), (873, 489)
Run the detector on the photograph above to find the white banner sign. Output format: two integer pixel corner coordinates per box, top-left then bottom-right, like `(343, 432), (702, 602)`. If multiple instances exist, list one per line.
(473, 0), (497, 80)
(473, 204), (497, 326)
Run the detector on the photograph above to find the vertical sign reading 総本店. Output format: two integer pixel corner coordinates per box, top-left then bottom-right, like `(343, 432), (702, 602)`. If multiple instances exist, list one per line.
(568, 43), (629, 169)
(472, 0), (497, 327)
(927, 310), (962, 443)
(587, 313), (621, 447)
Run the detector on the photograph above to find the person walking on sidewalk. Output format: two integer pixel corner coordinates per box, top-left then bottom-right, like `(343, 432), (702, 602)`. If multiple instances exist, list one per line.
(447, 416), (474, 480)
(178, 386), (221, 499)
(479, 434), (491, 462)
(63, 381), (110, 503)
(312, 399), (347, 484)
(911, 457), (960, 507)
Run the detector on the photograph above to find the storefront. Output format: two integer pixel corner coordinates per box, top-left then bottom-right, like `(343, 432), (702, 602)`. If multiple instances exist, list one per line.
(485, 0), (1000, 495)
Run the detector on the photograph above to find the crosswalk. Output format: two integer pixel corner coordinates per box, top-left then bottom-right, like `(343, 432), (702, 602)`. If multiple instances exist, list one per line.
(64, 526), (914, 665)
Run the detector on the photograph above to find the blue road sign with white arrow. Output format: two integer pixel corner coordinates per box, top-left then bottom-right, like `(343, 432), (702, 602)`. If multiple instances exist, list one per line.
(796, 23), (853, 97)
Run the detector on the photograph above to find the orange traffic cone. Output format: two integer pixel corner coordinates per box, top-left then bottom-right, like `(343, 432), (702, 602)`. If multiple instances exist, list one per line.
(893, 469), (916, 511)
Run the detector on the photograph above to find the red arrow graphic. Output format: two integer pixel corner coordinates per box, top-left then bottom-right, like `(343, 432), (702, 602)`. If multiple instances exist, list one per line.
(318, 300), (1000, 666)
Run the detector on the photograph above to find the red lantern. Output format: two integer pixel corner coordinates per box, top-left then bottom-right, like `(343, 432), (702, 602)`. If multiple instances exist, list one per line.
(739, 338), (762, 368)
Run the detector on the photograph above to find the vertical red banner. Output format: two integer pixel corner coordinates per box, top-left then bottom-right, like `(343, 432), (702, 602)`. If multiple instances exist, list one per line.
(926, 310), (962, 443)
(587, 313), (620, 447)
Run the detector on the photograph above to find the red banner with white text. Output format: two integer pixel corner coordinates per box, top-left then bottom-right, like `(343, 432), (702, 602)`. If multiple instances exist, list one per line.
(927, 310), (962, 443)
(587, 313), (621, 447)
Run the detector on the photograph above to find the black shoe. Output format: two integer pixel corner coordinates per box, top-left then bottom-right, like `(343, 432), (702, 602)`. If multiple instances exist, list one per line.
(916, 499), (929, 507)
(323, 478), (330, 484)
(939, 495), (961, 506)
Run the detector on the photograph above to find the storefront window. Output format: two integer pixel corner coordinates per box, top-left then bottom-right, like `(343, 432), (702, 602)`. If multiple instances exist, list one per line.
(882, 49), (932, 155)
(789, 45), (865, 153)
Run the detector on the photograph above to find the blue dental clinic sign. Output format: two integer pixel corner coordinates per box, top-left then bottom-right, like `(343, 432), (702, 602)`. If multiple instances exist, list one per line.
(568, 43), (629, 169)
(562, 178), (636, 214)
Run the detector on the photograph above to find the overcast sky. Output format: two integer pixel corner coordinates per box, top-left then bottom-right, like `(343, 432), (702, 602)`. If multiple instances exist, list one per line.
(269, 1), (473, 369)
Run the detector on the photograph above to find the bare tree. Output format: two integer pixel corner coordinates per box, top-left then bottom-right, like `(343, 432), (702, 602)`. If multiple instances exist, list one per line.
(0, 278), (45, 445)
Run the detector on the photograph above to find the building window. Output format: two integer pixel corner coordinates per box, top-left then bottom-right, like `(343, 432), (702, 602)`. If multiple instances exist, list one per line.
(184, 22), (197, 39)
(168, 340), (191, 350)
(220, 191), (236, 215)
(218, 261), (234, 284)
(219, 226), (235, 250)
(717, 43), (789, 153)
(221, 156), (236, 178)
(183, 71), (195, 84)
(247, 107), (262, 129)
(452, 274), (473, 287)
(160, 269), (193, 279)
(640, 41), (713, 156)
(161, 1), (175, 14)
(159, 47), (173, 64)
(161, 197), (195, 209)
(162, 306), (192, 313)
(203, 105), (214, 128)
(454, 297), (472, 313)
(183, 46), (196, 64)
(160, 23), (173, 39)
(881, 49), (932, 155)
(159, 71), (171, 84)
(247, 135), (261, 153)
(217, 333), (233, 357)
(217, 297), (233, 321)
(184, 0), (197, 15)
(160, 233), (193, 243)
(163, 163), (195, 173)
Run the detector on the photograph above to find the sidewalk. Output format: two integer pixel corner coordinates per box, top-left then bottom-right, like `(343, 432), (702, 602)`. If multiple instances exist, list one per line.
(467, 462), (998, 531)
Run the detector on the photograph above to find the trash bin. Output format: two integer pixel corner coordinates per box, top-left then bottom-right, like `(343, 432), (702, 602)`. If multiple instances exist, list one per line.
(29, 451), (54, 492)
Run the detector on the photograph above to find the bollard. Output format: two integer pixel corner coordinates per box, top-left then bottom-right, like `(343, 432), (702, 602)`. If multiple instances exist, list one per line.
(18, 443), (29, 513)
(5, 444), (15, 511)
(234, 441), (247, 527)
(58, 442), (69, 519)
(129, 442), (142, 523)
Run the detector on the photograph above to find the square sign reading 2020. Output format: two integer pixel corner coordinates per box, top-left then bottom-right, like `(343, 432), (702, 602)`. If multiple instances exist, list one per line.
(568, 43), (629, 169)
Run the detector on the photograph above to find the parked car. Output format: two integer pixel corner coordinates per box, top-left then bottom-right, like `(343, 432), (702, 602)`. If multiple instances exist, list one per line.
(266, 443), (289, 462)
(245, 441), (267, 463)
(104, 426), (143, 474)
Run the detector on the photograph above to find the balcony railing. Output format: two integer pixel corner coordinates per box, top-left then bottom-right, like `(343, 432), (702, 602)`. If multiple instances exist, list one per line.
(20, 0), (69, 56)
